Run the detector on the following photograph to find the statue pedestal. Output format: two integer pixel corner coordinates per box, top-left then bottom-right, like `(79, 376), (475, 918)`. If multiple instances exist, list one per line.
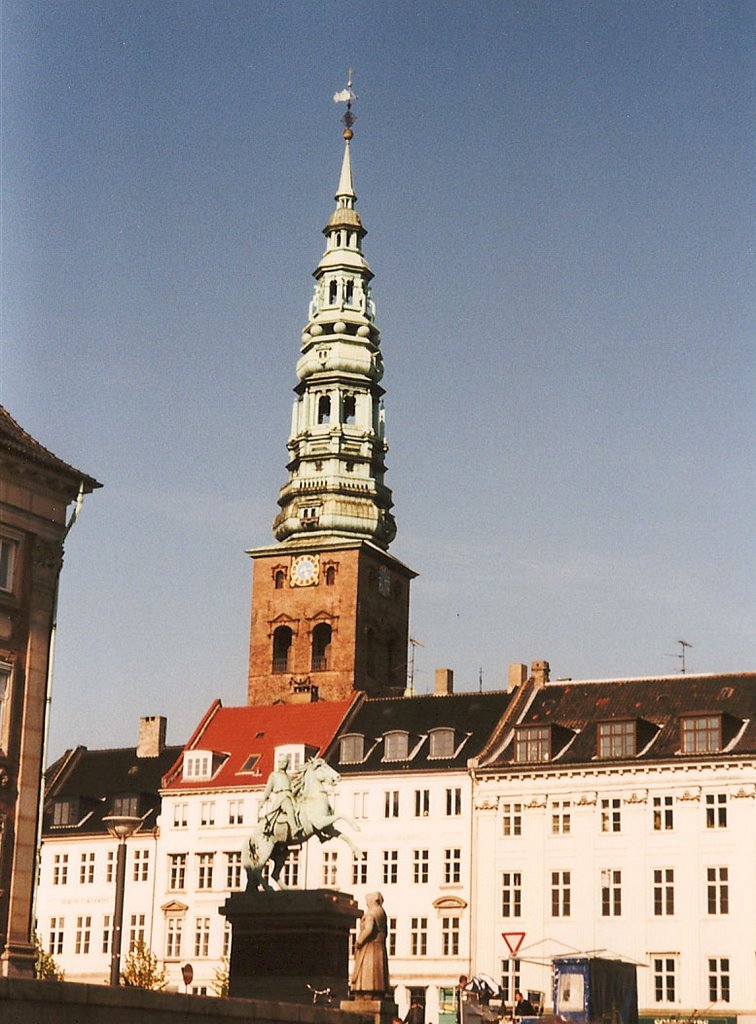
(340, 995), (399, 1024)
(220, 888), (359, 1004)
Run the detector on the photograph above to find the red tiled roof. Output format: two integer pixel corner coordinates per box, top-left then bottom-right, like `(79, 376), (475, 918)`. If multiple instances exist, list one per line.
(0, 404), (101, 491)
(162, 698), (356, 791)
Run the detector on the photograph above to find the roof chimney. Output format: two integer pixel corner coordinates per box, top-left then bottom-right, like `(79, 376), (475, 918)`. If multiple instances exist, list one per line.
(137, 716), (166, 758)
(508, 663), (528, 691)
(531, 660), (550, 690)
(434, 668), (454, 695)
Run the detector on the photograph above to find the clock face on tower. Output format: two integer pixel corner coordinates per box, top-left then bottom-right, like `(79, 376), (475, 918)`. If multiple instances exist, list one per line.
(290, 553), (320, 587)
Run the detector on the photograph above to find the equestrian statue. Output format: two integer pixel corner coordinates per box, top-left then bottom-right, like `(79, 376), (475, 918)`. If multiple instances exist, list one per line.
(242, 755), (361, 891)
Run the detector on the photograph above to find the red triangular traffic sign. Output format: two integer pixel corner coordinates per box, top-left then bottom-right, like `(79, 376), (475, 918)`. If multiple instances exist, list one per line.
(502, 931), (526, 955)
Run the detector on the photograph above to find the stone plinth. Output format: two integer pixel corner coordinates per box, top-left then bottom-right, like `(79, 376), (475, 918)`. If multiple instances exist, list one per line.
(340, 996), (399, 1024)
(220, 888), (360, 1004)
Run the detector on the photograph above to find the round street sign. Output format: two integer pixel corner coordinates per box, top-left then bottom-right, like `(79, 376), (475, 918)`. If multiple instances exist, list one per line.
(181, 963), (194, 986)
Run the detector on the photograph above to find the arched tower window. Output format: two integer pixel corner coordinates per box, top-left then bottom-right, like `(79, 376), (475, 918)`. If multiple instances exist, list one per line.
(311, 623), (332, 671)
(317, 396), (331, 424)
(328, 280), (338, 304)
(325, 566), (336, 586)
(272, 626), (293, 674)
(344, 395), (356, 424)
(345, 280), (354, 304)
(274, 570), (285, 590)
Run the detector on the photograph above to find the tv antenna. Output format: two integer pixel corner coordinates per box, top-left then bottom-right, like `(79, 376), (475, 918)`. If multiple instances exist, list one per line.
(407, 637), (425, 695)
(665, 639), (692, 674)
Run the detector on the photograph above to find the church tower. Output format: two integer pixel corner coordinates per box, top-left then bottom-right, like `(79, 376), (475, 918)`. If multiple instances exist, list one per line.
(247, 83), (416, 706)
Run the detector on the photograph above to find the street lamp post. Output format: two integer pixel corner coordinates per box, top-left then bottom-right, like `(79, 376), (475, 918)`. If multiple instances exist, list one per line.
(103, 815), (142, 985)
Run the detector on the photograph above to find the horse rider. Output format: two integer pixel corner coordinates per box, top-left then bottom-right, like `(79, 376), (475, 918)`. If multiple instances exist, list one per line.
(261, 755), (301, 837)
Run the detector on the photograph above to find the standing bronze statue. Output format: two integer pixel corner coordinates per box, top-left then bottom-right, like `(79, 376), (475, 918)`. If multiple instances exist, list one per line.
(350, 892), (391, 996)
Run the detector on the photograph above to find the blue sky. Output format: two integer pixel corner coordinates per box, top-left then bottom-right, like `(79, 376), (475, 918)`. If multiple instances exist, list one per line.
(1, 1), (753, 757)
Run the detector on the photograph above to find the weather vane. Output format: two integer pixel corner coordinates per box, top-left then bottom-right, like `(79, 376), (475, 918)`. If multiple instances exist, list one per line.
(333, 69), (357, 138)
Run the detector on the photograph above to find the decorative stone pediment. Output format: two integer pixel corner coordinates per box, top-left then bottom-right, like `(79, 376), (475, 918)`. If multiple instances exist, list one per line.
(432, 896), (467, 910)
(161, 900), (188, 914)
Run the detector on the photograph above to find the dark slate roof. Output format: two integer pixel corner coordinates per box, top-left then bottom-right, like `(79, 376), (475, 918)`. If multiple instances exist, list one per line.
(488, 672), (756, 769)
(161, 698), (355, 791)
(324, 690), (513, 774)
(42, 744), (183, 837)
(0, 404), (101, 491)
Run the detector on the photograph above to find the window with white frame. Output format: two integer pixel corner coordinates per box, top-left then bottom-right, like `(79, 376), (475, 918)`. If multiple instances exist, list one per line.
(53, 853), (68, 885)
(132, 849), (149, 882)
(352, 851), (368, 885)
(651, 955), (677, 1003)
(165, 917), (183, 959)
(551, 799), (571, 834)
(194, 917), (210, 957)
(414, 789), (430, 817)
(413, 849), (429, 884)
(442, 915), (460, 956)
(500, 959), (521, 1004)
(444, 848), (461, 884)
(551, 870), (571, 917)
(652, 795), (674, 831)
(222, 920), (232, 958)
(353, 791), (368, 819)
(0, 537), (18, 593)
(48, 917), (65, 955)
(384, 790), (399, 818)
(706, 867), (729, 914)
(200, 801), (215, 826)
(340, 734), (365, 764)
(106, 850), (115, 883)
(707, 957), (730, 1003)
(169, 853), (187, 890)
(80, 851), (95, 884)
(382, 850), (398, 884)
(111, 794), (139, 817)
(653, 868), (674, 916)
(228, 799), (244, 825)
(410, 917), (427, 956)
(197, 853), (214, 890)
(173, 802), (188, 828)
(387, 917), (396, 957)
(274, 744), (310, 771)
(183, 750), (213, 781)
(446, 787), (462, 816)
(226, 851), (242, 890)
(102, 915), (111, 954)
(128, 914), (145, 952)
(705, 793), (727, 829)
(601, 869), (622, 916)
(323, 850), (338, 886)
(280, 848), (300, 888)
(384, 731), (409, 761)
(429, 728), (455, 758)
(502, 871), (522, 917)
(502, 802), (522, 836)
(600, 797), (621, 833)
(74, 916), (91, 954)
(52, 798), (79, 827)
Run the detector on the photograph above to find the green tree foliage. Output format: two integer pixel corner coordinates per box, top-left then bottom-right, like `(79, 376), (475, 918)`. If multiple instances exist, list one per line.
(33, 932), (65, 981)
(121, 939), (167, 990)
(212, 956), (230, 998)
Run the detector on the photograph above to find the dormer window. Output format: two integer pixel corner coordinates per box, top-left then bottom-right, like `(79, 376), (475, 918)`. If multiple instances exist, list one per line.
(52, 797), (79, 827)
(597, 720), (636, 758)
(183, 750), (213, 781)
(339, 734), (365, 764)
(111, 794), (139, 817)
(681, 714), (722, 754)
(515, 725), (551, 763)
(384, 731), (409, 761)
(274, 744), (311, 772)
(429, 728), (455, 759)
